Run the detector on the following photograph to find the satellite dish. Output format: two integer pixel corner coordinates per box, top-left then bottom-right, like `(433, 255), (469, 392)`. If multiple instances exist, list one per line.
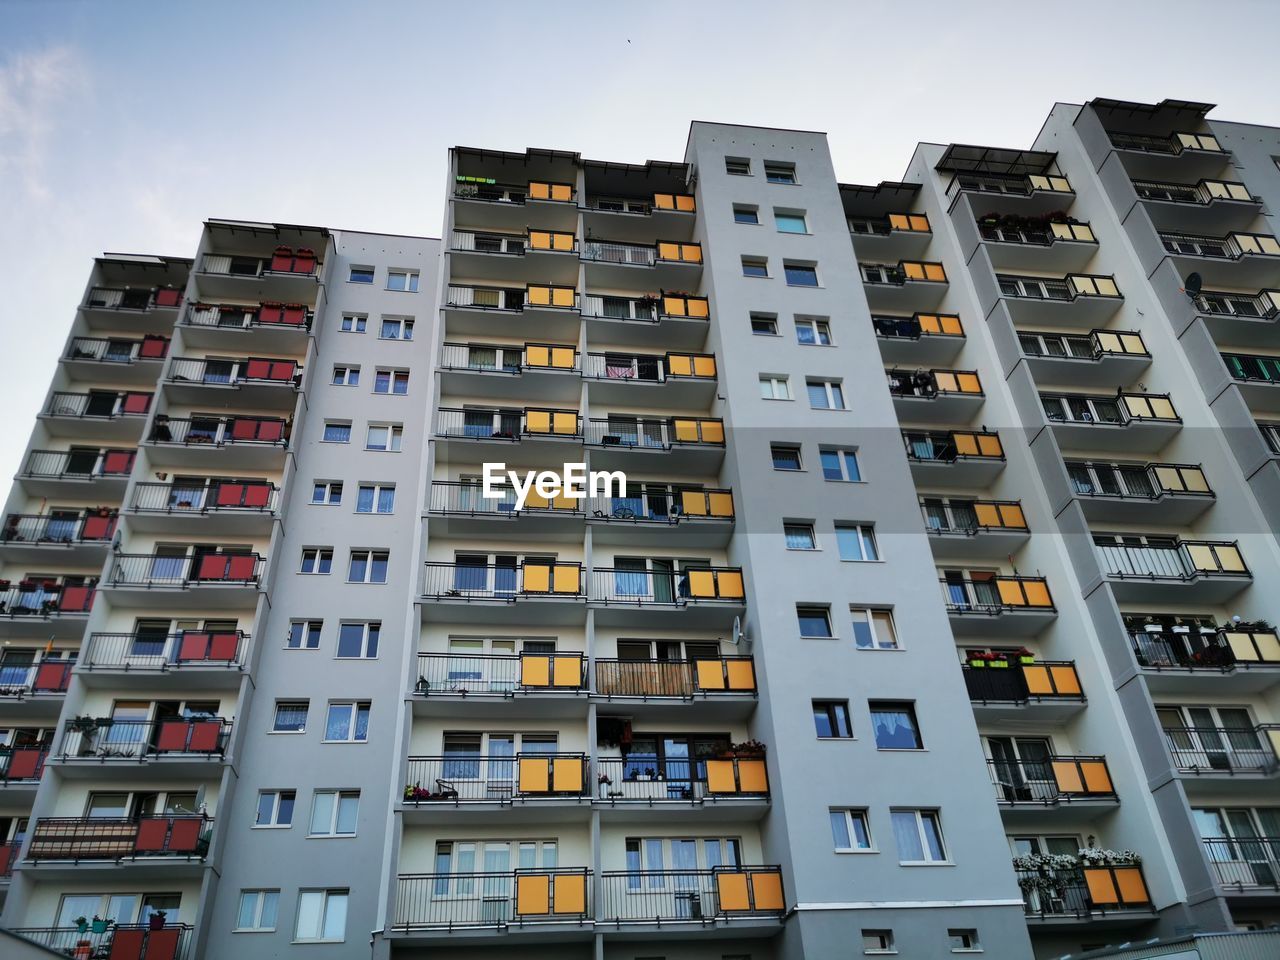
(730, 616), (743, 646)
(1182, 272), (1202, 298)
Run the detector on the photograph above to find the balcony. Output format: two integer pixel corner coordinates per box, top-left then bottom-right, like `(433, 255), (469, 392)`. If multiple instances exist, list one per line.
(1160, 231), (1280, 286)
(998, 273), (1123, 328)
(180, 301), (313, 353)
(81, 285), (183, 332)
(63, 335), (169, 384)
(413, 651), (587, 716)
(942, 575), (1056, 637)
(0, 747), (48, 789)
(594, 755), (768, 816)
(82, 630), (247, 683)
(0, 579), (96, 631)
(26, 815), (212, 866)
(452, 176), (578, 230)
(450, 229), (579, 284)
(581, 193), (697, 243)
(903, 430), (1005, 488)
(18, 448), (135, 498)
(1131, 625), (1280, 695)
(586, 488), (734, 548)
(1020, 329), (1151, 387)
(860, 261), (948, 312)
(922, 499), (1029, 559)
(594, 657), (757, 712)
(963, 660), (1085, 722)
(0, 657), (71, 717)
(873, 313), (965, 365)
(10, 924), (193, 960)
(1195, 288), (1280, 349)
(1224, 353), (1280, 414)
(582, 293), (711, 350)
(848, 212), (932, 260)
(1132, 178), (1262, 232)
(1096, 537), (1251, 602)
(978, 217), (1098, 271)
(402, 754), (590, 818)
(988, 756), (1118, 815)
(56, 717), (231, 771)
(427, 481), (583, 538)
(196, 248), (320, 300)
(41, 390), (151, 440)
(443, 283), (581, 339)
(1018, 861), (1154, 924)
(393, 868), (591, 932)
(1203, 838), (1280, 895)
(421, 562), (585, 625)
(581, 239), (702, 288)
(1, 510), (118, 564)
(1042, 391), (1181, 453)
(887, 368), (984, 423)
(583, 351), (717, 408)
(1109, 128), (1229, 178)
(146, 414), (290, 469)
(1068, 461), (1214, 524)
(438, 341), (580, 402)
(1163, 724), (1280, 779)
(164, 356), (301, 409)
(945, 170), (1075, 216)
(127, 481), (279, 535)
(585, 417), (725, 472)
(589, 567), (744, 629)
(435, 407), (583, 460)
(105, 552), (264, 609)
(598, 867), (784, 926)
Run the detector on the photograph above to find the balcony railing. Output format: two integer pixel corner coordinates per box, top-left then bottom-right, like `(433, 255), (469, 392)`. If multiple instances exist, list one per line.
(1195, 288), (1280, 319)
(1163, 724), (1280, 774)
(148, 415), (288, 446)
(581, 293), (711, 322)
(1109, 130), (1224, 155)
(582, 240), (703, 266)
(584, 417), (725, 449)
(1131, 627), (1280, 670)
(445, 284), (528, 311)
(451, 229), (528, 255)
(436, 408), (583, 441)
(1067, 461), (1211, 501)
(942, 576), (1054, 614)
(1203, 838), (1280, 890)
(427, 481), (581, 517)
(589, 567), (744, 605)
(1162, 231), (1280, 260)
(66, 335), (169, 363)
(414, 651), (586, 694)
(0, 581), (95, 617)
(1224, 353), (1280, 385)
(980, 219), (1095, 246)
(998, 273), (1121, 301)
(599, 867), (784, 922)
(0, 657), (72, 696)
(10, 924), (193, 960)
(0, 747), (49, 783)
(1019, 864), (1152, 917)
(439, 342), (579, 374)
(167, 357), (301, 387)
(394, 869), (591, 928)
(904, 430), (1004, 463)
(861, 261), (947, 285)
(1042, 391), (1179, 425)
(58, 718), (231, 760)
(923, 500), (1026, 535)
(848, 212), (931, 236)
(2, 511), (117, 545)
(200, 249), (318, 278)
(583, 352), (716, 382)
(963, 661), (1083, 704)
(873, 313), (964, 341)
(595, 755), (768, 804)
(887, 368), (983, 398)
(1133, 177), (1255, 205)
(422, 562), (584, 600)
(947, 171), (1073, 200)
(454, 179), (528, 204)
(988, 756), (1116, 804)
(45, 390), (152, 419)
(1021, 330), (1148, 361)
(1095, 539), (1248, 581)
(587, 488), (734, 523)
(131, 481), (279, 514)
(21, 448), (135, 480)
(84, 286), (183, 312)
(84, 630), (248, 670)
(403, 754), (589, 803)
(107, 553), (265, 587)
(184, 301), (312, 330)
(26, 815), (212, 861)
(595, 656), (756, 698)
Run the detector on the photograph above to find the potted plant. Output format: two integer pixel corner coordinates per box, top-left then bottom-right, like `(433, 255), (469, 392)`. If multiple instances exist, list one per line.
(1016, 647), (1035, 665)
(71, 715), (99, 735)
(148, 910), (167, 931)
(597, 773), (611, 799)
(968, 651), (988, 668)
(90, 916), (109, 934)
(74, 916), (89, 934)
(990, 652), (1011, 669)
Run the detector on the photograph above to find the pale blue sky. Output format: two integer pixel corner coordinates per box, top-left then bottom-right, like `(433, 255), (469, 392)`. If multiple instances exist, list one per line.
(1, 0), (1278, 483)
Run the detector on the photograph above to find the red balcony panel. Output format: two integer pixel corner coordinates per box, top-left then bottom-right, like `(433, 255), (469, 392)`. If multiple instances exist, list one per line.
(108, 927), (146, 959)
(244, 359), (295, 382)
(214, 484), (246, 507)
(270, 247), (293, 272)
(225, 554), (257, 580)
(102, 450), (135, 474)
(256, 419), (284, 442)
(229, 417), (285, 442)
(139, 336), (169, 359)
(293, 248), (316, 274)
(195, 555), (227, 580)
(153, 289), (182, 308)
(188, 721), (220, 752)
(156, 721), (191, 753)
(81, 514), (117, 540)
(282, 304), (306, 325)
(121, 392), (152, 415)
(58, 586), (94, 612)
(241, 483), (271, 508)
(0, 843), (15, 877)
(134, 818), (169, 852)
(167, 818), (202, 852)
(177, 632), (210, 661)
(7, 748), (45, 779)
(209, 632), (239, 661)
(33, 661), (72, 692)
(145, 928), (180, 960)
(258, 302), (284, 324)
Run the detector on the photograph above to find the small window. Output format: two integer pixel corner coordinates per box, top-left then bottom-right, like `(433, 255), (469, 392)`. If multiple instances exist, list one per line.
(807, 379), (845, 410)
(356, 483), (395, 514)
(272, 701), (308, 734)
(764, 162), (796, 184)
(347, 550), (389, 583)
(287, 620), (322, 650)
(294, 889), (348, 942)
(300, 548), (333, 575)
(820, 447), (861, 482)
(309, 791), (359, 835)
(830, 809), (872, 851)
(332, 365), (360, 386)
(759, 374), (791, 400)
(337, 621), (381, 659)
(836, 523), (879, 561)
(236, 889), (280, 931)
(775, 211), (808, 234)
(386, 269), (420, 293)
(852, 608), (898, 650)
(784, 262), (819, 286)
(380, 317), (414, 340)
(795, 318), (831, 345)
(870, 702), (922, 749)
(949, 929), (981, 952)
(742, 256), (769, 278)
(784, 522), (817, 550)
(813, 700), (853, 738)
(725, 157), (751, 176)
(322, 421), (352, 443)
(311, 481), (342, 505)
(863, 929), (895, 954)
(366, 424), (403, 452)
(798, 605), (833, 638)
(771, 444), (802, 471)
(255, 790), (295, 827)
(751, 314), (779, 336)
(324, 703), (371, 743)
(339, 314), (367, 333)
(892, 809), (946, 863)
(348, 266), (374, 284)
(373, 369), (410, 395)
(733, 205), (760, 224)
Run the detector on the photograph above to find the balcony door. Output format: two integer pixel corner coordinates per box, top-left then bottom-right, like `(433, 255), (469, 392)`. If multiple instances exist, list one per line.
(1011, 835), (1079, 914)
(445, 638), (517, 691)
(57, 894), (139, 929)
(1194, 807), (1280, 887)
(0, 650), (35, 688)
(1158, 706), (1261, 770)
(987, 737), (1053, 802)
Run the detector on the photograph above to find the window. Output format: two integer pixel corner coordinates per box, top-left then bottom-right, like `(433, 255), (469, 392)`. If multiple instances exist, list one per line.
(836, 523), (879, 561)
(759, 374), (791, 400)
(324, 703), (371, 743)
(272, 701), (308, 733)
(347, 550), (389, 583)
(771, 444), (802, 471)
(775, 211), (808, 234)
(892, 809), (946, 863)
(820, 447), (861, 482)
(373, 369), (409, 395)
(830, 809), (872, 851)
(852, 608), (898, 650)
(795, 317), (831, 345)
(311, 481), (342, 505)
(741, 256), (769, 278)
(255, 790), (295, 827)
(733, 205), (759, 224)
(807, 379), (845, 410)
(379, 317), (414, 340)
(785, 522), (817, 550)
(322, 421), (352, 443)
(797, 606), (832, 637)
(863, 929), (895, 954)
(331, 365), (359, 386)
(764, 162), (796, 184)
(949, 929), (981, 952)
(366, 424), (403, 451)
(813, 700), (853, 738)
(751, 313), (778, 336)
(236, 889), (279, 931)
(299, 548), (333, 575)
(336, 621), (380, 659)
(339, 314), (367, 334)
(287, 620), (322, 650)
(348, 266), (374, 284)
(870, 702), (922, 749)
(725, 157), (751, 176)
(309, 790), (359, 835)
(784, 262), (819, 286)
(356, 483), (395, 514)
(386, 269), (419, 292)
(294, 889), (347, 942)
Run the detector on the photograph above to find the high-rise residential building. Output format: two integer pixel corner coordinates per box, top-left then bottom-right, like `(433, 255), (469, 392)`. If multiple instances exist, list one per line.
(0, 97), (1277, 960)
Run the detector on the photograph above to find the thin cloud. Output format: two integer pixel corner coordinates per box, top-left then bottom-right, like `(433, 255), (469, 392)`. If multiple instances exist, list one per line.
(0, 44), (87, 200)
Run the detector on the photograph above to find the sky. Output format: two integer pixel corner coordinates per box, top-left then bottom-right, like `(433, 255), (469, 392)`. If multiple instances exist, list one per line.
(1, 0), (1279, 484)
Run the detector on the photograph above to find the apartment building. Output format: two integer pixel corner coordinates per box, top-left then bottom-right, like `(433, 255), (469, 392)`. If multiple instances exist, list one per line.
(0, 97), (1277, 960)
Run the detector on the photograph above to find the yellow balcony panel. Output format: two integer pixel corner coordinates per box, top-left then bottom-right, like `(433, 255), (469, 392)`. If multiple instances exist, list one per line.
(528, 181), (574, 203)
(654, 192), (696, 212)
(662, 294), (710, 318)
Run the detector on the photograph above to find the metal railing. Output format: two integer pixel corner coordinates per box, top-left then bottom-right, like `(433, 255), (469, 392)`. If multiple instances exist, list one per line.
(84, 631), (247, 670)
(1067, 461), (1210, 501)
(887, 369), (983, 397)
(1130, 628), (1278, 670)
(940, 576), (1054, 614)
(148, 415), (288, 447)
(107, 553), (265, 587)
(454, 180), (528, 204)
(582, 240), (657, 266)
(594, 657), (755, 698)
(946, 172), (1073, 200)
(0, 747), (49, 782)
(1021, 331), (1148, 360)
(979, 220), (1094, 247)
(58, 718), (231, 760)
(1018, 866), (1152, 918)
(200, 251), (319, 278)
(66, 336), (167, 363)
(130, 481), (279, 514)
(1133, 177), (1255, 205)
(26, 815), (212, 860)
(581, 294), (658, 322)
(426, 481), (578, 517)
(10, 924), (193, 959)
(988, 756), (1115, 804)
(1109, 130), (1224, 155)
(394, 869), (591, 928)
(848, 214), (931, 236)
(183, 301), (312, 330)
(921, 499), (1026, 535)
(585, 489), (734, 524)
(963, 661), (1082, 703)
(438, 342), (554, 373)
(414, 652), (586, 694)
(84, 286), (183, 311)
(21, 448), (134, 480)
(1161, 231), (1280, 261)
(1224, 352), (1280, 384)
(584, 418), (724, 448)
(2, 512), (117, 545)
(422, 562), (584, 600)
(44, 391), (151, 419)
(1203, 838), (1280, 889)
(451, 229), (528, 254)
(403, 754), (590, 803)
(0, 582), (95, 617)
(903, 430), (1004, 463)
(0, 657), (73, 696)
(444, 284), (527, 311)
(1096, 539), (1249, 581)
(594, 757), (768, 803)
(599, 867), (785, 922)
(435, 408), (583, 441)
(1195, 289), (1280, 319)
(1162, 725), (1280, 774)
(999, 273), (1121, 302)
(166, 357), (301, 387)
(589, 567), (744, 605)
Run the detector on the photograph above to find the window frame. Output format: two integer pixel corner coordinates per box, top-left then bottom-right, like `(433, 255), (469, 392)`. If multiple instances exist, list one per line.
(892, 808), (948, 864)
(862, 929), (896, 955)
(835, 523), (879, 562)
(331, 365), (360, 387)
(797, 605), (834, 638)
(807, 378), (846, 410)
(795, 317), (832, 345)
(271, 700), (308, 734)
(759, 374), (792, 400)
(339, 314), (367, 334)
(336, 621), (381, 659)
(308, 790), (360, 836)
(323, 702), (371, 744)
(311, 480), (342, 505)
(347, 266), (374, 285)
(386, 269), (420, 293)
(764, 162), (797, 184)
(750, 313), (779, 336)
(253, 789), (296, 828)
(321, 421), (352, 444)
(741, 256), (770, 278)
(775, 210), (808, 234)
(771, 444), (803, 471)
(235, 888), (280, 932)
(373, 368), (410, 396)
(733, 205), (760, 225)
(830, 808), (874, 852)
(287, 620), (323, 651)
(869, 701), (923, 750)
(812, 699), (853, 739)
(725, 157), (751, 176)
(293, 888), (349, 943)
(346, 550), (389, 584)
(851, 608), (899, 650)
(784, 261), (820, 287)
(820, 447), (861, 482)
(355, 483), (395, 514)
(784, 522), (818, 550)
(365, 423), (404, 452)
(299, 547), (333, 576)
(379, 316), (415, 341)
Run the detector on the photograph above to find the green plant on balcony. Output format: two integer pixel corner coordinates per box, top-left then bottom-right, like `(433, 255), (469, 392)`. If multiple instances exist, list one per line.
(1012, 853), (1078, 893)
(719, 739), (766, 759)
(1077, 846), (1141, 867)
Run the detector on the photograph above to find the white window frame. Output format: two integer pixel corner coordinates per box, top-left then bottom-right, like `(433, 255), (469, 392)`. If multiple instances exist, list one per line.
(323, 702), (371, 744)
(797, 605), (834, 638)
(254, 789), (295, 828)
(784, 522), (818, 550)
(308, 790), (360, 836)
(373, 368), (410, 396)
(741, 256), (769, 278)
(311, 481), (342, 505)
(775, 210), (808, 234)
(271, 701), (308, 734)
(830, 808), (874, 852)
(299, 547), (333, 575)
(759, 374), (792, 400)
(339, 313), (367, 333)
(795, 317), (832, 345)
(784, 262), (820, 287)
(331, 365), (360, 386)
(733, 205), (760, 225)
(949, 928), (982, 953)
(750, 313), (779, 336)
(771, 444), (803, 471)
(336, 621), (381, 659)
(355, 483), (395, 514)
(819, 447), (861, 482)
(379, 316), (415, 340)
(321, 421), (352, 443)
(287, 620), (322, 650)
(851, 607), (899, 650)
(893, 808), (948, 864)
(764, 162), (797, 184)
(347, 550), (389, 584)
(293, 888), (348, 943)
(862, 928), (896, 955)
(348, 266), (374, 284)
(807, 379), (846, 410)
(366, 423), (404, 452)
(386, 269), (420, 293)
(836, 523), (879, 562)
(235, 889), (280, 931)
(725, 157), (751, 176)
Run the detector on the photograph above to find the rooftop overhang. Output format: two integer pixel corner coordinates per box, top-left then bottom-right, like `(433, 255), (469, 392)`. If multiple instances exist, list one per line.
(1087, 97), (1216, 134)
(204, 219), (330, 243)
(839, 180), (921, 217)
(582, 158), (691, 195)
(935, 144), (1057, 177)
